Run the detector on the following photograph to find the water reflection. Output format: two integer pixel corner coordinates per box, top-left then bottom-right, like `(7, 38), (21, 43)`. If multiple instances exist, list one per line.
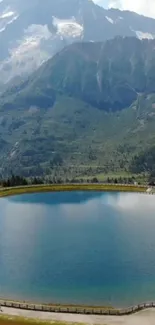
(8, 191), (103, 206)
(106, 192), (155, 215)
(7, 191), (155, 216)
(0, 191), (155, 306)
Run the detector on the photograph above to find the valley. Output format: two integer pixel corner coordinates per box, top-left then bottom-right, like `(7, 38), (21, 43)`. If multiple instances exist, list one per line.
(0, 1), (155, 181)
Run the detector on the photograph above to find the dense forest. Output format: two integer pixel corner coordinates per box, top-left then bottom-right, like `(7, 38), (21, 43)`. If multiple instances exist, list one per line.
(0, 38), (155, 178)
(1, 173), (153, 188)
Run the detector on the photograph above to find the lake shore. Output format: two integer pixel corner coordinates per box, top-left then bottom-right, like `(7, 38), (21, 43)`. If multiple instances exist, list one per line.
(0, 183), (148, 198)
(0, 183), (154, 324)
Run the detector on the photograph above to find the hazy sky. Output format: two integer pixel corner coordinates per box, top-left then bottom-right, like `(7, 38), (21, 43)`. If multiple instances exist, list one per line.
(93, 0), (155, 18)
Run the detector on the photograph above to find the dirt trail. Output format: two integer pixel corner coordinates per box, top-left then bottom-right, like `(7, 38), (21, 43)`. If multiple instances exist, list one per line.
(1, 307), (155, 325)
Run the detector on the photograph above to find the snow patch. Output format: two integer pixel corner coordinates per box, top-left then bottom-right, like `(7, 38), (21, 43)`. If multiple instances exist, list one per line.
(130, 27), (154, 40)
(135, 30), (154, 40)
(105, 16), (114, 24)
(0, 11), (14, 19)
(0, 7), (18, 33)
(53, 16), (83, 38)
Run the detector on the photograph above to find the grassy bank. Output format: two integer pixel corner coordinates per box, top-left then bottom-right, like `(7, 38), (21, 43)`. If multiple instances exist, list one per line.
(76, 171), (147, 183)
(0, 183), (148, 198)
(0, 316), (83, 325)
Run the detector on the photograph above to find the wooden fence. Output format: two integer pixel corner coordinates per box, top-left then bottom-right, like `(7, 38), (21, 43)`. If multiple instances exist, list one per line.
(0, 300), (155, 316)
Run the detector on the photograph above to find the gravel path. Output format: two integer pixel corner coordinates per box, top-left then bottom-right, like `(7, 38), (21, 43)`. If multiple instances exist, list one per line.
(1, 307), (155, 325)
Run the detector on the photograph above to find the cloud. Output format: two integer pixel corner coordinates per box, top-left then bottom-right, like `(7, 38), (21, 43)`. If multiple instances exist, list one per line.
(93, 0), (109, 8)
(93, 0), (155, 18)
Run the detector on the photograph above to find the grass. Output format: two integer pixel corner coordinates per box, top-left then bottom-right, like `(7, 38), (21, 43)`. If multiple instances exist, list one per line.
(76, 171), (132, 181)
(77, 171), (147, 182)
(0, 183), (148, 198)
(0, 316), (84, 325)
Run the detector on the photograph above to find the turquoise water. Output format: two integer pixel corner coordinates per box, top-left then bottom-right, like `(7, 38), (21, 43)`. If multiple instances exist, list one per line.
(0, 191), (155, 307)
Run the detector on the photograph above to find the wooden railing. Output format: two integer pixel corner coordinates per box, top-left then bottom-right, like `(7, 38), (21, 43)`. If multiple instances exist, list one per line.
(0, 300), (155, 315)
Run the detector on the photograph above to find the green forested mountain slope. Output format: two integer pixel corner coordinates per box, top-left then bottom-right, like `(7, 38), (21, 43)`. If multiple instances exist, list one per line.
(1, 38), (155, 177)
(2, 37), (155, 112)
(0, 93), (155, 177)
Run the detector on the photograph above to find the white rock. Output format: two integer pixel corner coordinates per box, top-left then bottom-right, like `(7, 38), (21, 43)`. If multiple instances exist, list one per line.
(53, 16), (83, 38)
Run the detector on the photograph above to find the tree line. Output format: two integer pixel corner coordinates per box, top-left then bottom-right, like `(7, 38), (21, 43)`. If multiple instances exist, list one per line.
(0, 174), (141, 188)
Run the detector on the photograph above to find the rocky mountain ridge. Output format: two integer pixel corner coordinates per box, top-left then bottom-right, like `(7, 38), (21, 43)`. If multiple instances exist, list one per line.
(1, 0), (155, 82)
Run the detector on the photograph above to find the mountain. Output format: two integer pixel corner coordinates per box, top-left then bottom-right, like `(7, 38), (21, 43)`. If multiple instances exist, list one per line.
(2, 37), (155, 112)
(1, 0), (155, 83)
(1, 37), (155, 178)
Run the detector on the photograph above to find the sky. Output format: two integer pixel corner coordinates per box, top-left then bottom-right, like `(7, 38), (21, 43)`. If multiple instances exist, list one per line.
(93, 0), (155, 18)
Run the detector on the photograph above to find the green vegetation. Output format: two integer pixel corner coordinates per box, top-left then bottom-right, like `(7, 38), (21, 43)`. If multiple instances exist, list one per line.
(4, 38), (155, 112)
(0, 38), (155, 178)
(131, 146), (155, 173)
(0, 183), (147, 198)
(0, 173), (148, 198)
(0, 316), (84, 325)
(0, 92), (154, 180)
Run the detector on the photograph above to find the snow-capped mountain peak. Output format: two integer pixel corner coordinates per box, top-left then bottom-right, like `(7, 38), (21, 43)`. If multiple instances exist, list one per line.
(1, 0), (155, 83)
